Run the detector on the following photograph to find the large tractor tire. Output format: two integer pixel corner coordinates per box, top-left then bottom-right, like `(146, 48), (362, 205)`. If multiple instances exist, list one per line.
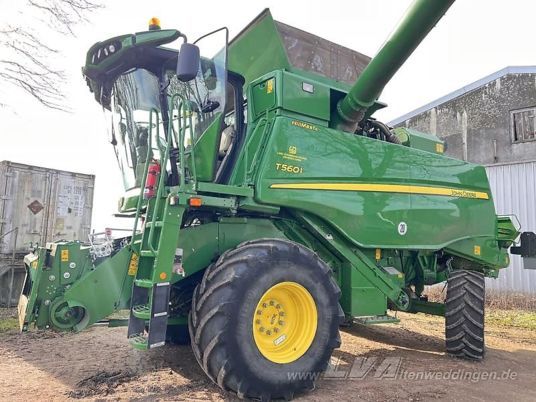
(445, 270), (485, 360)
(189, 239), (343, 400)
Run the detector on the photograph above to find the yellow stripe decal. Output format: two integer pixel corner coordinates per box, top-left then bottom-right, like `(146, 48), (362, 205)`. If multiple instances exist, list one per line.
(269, 183), (489, 200)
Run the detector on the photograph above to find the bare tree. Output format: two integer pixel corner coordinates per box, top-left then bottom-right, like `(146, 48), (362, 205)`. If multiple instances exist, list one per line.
(0, 0), (102, 111)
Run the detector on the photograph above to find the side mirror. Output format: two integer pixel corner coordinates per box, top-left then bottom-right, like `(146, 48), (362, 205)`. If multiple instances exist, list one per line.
(176, 43), (200, 82)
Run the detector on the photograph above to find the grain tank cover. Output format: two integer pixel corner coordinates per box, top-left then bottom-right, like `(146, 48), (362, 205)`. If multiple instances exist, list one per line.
(229, 9), (371, 88)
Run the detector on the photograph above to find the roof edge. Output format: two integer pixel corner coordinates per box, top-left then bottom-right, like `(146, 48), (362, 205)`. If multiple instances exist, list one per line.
(389, 66), (536, 126)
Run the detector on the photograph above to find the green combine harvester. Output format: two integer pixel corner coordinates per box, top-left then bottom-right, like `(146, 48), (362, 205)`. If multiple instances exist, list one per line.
(17, 0), (536, 399)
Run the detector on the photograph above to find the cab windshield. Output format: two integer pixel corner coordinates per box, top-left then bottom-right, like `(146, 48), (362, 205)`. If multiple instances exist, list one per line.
(103, 28), (229, 191)
(105, 68), (165, 190)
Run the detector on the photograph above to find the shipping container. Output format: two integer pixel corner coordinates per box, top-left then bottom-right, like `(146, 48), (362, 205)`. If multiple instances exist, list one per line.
(0, 160), (94, 306)
(486, 160), (536, 295)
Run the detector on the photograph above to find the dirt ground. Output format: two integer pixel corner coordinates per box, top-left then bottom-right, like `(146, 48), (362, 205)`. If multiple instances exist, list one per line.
(0, 310), (535, 402)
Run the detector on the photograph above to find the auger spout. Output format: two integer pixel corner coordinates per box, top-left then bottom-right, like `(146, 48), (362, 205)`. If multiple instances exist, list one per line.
(332, 0), (456, 131)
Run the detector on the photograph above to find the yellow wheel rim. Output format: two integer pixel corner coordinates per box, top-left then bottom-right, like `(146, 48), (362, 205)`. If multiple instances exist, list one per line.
(252, 281), (317, 364)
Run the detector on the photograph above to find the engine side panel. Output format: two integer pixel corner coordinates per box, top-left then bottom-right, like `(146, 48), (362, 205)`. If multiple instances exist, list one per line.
(255, 116), (498, 259)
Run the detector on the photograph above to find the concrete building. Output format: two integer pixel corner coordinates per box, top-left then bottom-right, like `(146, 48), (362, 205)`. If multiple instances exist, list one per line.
(390, 66), (536, 165)
(391, 66), (536, 294)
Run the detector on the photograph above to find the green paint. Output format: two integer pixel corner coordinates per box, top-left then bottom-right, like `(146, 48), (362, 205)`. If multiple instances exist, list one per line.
(393, 127), (445, 154)
(228, 10), (289, 88)
(20, 1), (522, 343)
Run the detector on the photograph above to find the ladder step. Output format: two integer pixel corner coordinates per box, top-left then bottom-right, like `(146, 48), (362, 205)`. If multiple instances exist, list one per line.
(134, 279), (154, 288)
(132, 304), (151, 320)
(128, 334), (148, 350)
(145, 221), (164, 229)
(140, 250), (156, 257)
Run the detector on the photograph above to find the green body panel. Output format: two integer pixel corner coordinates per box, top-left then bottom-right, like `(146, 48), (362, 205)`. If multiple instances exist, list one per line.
(253, 116), (498, 255)
(228, 10), (290, 88)
(251, 78), (278, 121)
(83, 29), (182, 104)
(341, 262), (387, 317)
(249, 71), (333, 125)
(281, 72), (331, 122)
(62, 246), (134, 330)
(172, 218), (284, 281)
(193, 115), (223, 182)
(20, 217), (286, 331)
(19, 242), (133, 330)
(393, 127), (445, 155)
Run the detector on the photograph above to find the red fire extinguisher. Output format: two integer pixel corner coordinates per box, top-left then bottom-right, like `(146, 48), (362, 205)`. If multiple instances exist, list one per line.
(144, 160), (160, 199)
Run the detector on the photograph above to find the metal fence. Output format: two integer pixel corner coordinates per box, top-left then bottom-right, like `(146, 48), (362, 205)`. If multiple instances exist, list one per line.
(486, 160), (536, 294)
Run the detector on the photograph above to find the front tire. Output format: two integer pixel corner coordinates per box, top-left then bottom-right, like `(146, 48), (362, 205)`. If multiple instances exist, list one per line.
(189, 239), (343, 400)
(445, 270), (485, 360)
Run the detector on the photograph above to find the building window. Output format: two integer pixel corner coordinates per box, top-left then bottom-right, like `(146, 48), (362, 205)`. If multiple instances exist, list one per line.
(511, 107), (536, 142)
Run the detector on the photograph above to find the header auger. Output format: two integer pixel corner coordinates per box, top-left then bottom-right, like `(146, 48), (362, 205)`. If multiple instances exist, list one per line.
(18, 0), (536, 399)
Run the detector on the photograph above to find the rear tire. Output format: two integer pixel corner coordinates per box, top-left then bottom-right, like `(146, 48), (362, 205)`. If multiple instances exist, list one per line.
(189, 239), (343, 400)
(445, 270), (485, 360)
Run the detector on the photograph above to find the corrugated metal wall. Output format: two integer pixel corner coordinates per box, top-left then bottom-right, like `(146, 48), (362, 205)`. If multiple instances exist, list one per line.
(486, 160), (536, 294)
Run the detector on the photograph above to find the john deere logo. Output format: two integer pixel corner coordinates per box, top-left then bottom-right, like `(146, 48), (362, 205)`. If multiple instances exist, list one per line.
(288, 146), (297, 155)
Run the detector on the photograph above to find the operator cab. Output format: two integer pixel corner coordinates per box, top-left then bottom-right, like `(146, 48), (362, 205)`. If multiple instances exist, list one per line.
(86, 23), (245, 197)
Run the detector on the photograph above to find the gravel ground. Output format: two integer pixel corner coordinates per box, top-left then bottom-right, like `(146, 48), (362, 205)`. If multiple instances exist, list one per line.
(0, 310), (535, 401)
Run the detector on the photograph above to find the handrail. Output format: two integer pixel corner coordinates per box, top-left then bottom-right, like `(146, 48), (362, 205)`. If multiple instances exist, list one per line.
(131, 109), (158, 239)
(169, 94), (185, 189)
(145, 109), (166, 254)
(170, 93), (196, 191)
(146, 107), (175, 254)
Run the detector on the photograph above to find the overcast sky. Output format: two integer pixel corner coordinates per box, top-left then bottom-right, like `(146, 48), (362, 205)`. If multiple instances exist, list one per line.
(1, 0), (535, 230)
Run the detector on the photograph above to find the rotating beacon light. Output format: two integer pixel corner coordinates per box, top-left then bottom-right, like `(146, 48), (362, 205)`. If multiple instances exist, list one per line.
(148, 17), (161, 31)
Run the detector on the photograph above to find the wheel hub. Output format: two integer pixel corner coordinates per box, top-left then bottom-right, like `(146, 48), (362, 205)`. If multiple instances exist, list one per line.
(252, 281), (317, 364)
(255, 299), (285, 336)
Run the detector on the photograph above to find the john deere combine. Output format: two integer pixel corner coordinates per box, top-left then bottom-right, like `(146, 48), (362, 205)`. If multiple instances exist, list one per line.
(17, 0), (536, 399)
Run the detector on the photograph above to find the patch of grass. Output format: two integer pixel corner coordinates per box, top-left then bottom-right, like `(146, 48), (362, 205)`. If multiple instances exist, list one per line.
(425, 285), (536, 310)
(486, 309), (536, 331)
(0, 317), (18, 333)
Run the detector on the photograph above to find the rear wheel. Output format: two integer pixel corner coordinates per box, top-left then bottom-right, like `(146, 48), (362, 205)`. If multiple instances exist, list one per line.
(445, 270), (485, 360)
(189, 239), (343, 400)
